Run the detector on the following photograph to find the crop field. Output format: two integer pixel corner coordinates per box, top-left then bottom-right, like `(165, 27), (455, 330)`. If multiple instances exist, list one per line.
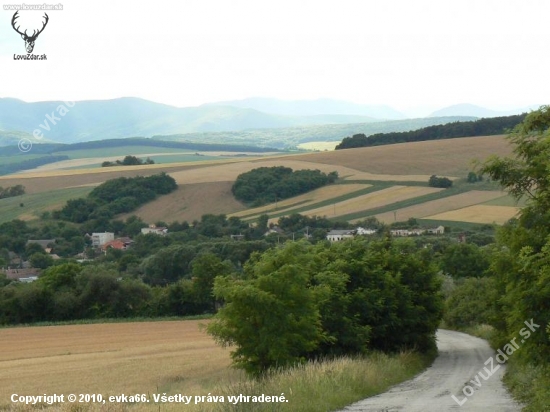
(296, 141), (339, 151)
(0, 187), (94, 224)
(299, 186), (443, 219)
(118, 181), (247, 224)
(0, 320), (233, 409)
(230, 184), (371, 219)
(295, 135), (512, 176)
(369, 190), (507, 224)
(425, 204), (521, 224)
(0, 136), (522, 225)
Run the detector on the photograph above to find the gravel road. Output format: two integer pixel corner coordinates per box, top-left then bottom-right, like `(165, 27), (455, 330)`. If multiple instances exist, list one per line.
(338, 329), (523, 412)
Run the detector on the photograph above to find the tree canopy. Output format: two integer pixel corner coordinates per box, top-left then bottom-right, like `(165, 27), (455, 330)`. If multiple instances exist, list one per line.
(335, 113), (526, 150)
(207, 238), (443, 375)
(232, 166), (338, 205)
(478, 105), (550, 364)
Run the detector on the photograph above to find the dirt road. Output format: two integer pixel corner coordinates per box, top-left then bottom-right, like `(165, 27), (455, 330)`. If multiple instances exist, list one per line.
(339, 329), (523, 411)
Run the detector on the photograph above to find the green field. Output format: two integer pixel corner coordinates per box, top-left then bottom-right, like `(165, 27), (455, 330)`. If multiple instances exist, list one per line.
(0, 153), (43, 165)
(482, 194), (527, 207)
(0, 186), (93, 224)
(52, 146), (197, 159)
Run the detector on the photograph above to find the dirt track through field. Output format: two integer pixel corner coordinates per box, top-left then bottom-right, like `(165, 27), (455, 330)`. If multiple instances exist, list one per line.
(338, 330), (522, 412)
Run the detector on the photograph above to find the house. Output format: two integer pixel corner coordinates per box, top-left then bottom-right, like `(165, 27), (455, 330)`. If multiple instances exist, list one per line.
(390, 229), (410, 237)
(230, 234), (245, 241)
(390, 226), (445, 237)
(356, 227), (377, 236)
(141, 225), (168, 236)
(2, 268), (40, 281)
(91, 232), (115, 247)
(426, 225), (445, 235)
(326, 229), (356, 242)
(101, 238), (133, 253)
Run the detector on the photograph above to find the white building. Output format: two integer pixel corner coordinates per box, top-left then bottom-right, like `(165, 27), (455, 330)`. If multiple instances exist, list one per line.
(356, 227), (377, 236)
(326, 229), (356, 242)
(91, 232), (115, 247)
(426, 225), (445, 235)
(141, 225), (168, 236)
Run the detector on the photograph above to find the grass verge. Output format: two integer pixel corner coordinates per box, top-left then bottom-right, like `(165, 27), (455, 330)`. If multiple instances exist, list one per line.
(190, 351), (435, 412)
(5, 351), (435, 412)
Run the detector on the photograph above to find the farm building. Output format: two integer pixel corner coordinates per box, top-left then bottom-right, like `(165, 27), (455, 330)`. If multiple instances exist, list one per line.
(141, 225), (168, 236)
(326, 229), (356, 242)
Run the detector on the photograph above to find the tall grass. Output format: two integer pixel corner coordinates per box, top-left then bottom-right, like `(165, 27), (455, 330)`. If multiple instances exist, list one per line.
(5, 352), (433, 412)
(194, 352), (431, 412)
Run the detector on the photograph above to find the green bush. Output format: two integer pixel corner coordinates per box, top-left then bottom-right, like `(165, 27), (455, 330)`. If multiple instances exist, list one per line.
(443, 277), (497, 328)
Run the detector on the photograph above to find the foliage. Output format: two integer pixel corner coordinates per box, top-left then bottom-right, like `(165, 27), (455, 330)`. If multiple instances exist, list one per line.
(428, 174), (453, 188)
(443, 277), (497, 327)
(101, 155), (155, 167)
(0, 155), (69, 176)
(53, 173), (177, 224)
(466, 171), (483, 183)
(208, 242), (324, 375)
(0, 184), (25, 199)
(469, 106), (550, 411)
(335, 113), (526, 149)
(438, 243), (490, 278)
(232, 166), (337, 205)
(207, 238), (443, 375)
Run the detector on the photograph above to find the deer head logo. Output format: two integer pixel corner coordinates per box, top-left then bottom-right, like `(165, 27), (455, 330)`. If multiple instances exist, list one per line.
(11, 11), (49, 54)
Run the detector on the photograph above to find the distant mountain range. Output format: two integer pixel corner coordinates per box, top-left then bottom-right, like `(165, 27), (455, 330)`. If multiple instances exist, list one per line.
(0, 97), (381, 145)
(203, 97), (407, 119)
(429, 103), (537, 118)
(0, 97), (538, 147)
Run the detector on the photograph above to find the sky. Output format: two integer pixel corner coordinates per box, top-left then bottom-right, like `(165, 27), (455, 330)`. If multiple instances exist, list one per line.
(0, 0), (548, 114)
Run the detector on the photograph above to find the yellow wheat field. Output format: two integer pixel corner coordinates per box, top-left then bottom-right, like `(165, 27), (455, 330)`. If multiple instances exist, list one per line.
(296, 135), (512, 176)
(369, 191), (507, 224)
(298, 186), (443, 219)
(229, 184), (372, 219)
(425, 204), (521, 224)
(0, 320), (233, 409)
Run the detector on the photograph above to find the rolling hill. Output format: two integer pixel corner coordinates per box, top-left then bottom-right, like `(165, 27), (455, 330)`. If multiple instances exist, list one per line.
(0, 97), (383, 145)
(0, 135), (517, 226)
(204, 97), (406, 119)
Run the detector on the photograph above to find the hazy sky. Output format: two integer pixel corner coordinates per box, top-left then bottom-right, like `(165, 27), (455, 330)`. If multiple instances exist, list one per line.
(0, 0), (548, 112)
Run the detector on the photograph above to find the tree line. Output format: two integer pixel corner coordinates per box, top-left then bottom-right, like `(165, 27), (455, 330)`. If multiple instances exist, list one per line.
(52, 173), (177, 226)
(232, 166), (338, 206)
(335, 113), (527, 150)
(101, 155), (155, 167)
(0, 184), (25, 199)
(0, 155), (69, 176)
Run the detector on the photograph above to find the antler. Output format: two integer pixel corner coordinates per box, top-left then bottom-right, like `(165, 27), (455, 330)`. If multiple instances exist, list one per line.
(11, 11), (26, 37)
(29, 13), (49, 39)
(11, 12), (49, 40)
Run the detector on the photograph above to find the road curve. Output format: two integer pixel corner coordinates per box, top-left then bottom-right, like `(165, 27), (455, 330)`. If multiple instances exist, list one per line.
(338, 329), (523, 412)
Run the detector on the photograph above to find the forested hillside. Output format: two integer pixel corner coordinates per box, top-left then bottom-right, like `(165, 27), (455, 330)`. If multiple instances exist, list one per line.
(335, 113), (526, 149)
